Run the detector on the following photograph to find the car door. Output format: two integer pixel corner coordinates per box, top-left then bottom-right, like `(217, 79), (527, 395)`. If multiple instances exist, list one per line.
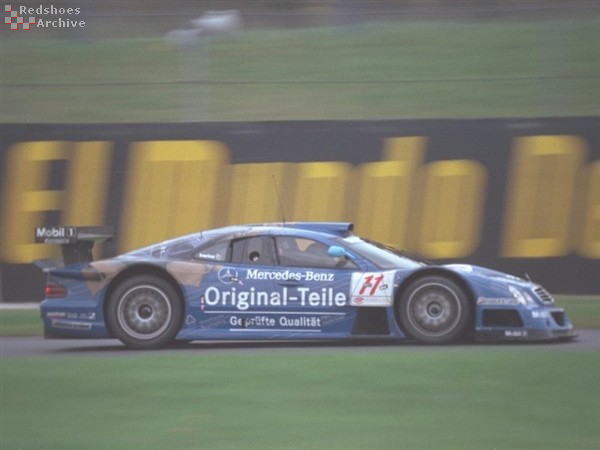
(197, 235), (292, 335)
(272, 236), (359, 336)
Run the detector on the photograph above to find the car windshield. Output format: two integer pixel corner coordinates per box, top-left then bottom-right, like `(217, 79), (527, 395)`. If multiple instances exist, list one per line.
(342, 237), (426, 270)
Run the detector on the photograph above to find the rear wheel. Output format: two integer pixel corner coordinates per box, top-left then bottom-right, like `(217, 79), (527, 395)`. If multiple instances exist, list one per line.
(106, 275), (183, 349)
(397, 276), (471, 344)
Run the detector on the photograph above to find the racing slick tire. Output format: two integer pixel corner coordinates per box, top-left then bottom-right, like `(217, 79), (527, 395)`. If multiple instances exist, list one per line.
(106, 275), (183, 349)
(397, 276), (472, 344)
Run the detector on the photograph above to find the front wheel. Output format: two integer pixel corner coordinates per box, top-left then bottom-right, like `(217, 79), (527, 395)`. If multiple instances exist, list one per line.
(106, 275), (183, 349)
(397, 276), (472, 344)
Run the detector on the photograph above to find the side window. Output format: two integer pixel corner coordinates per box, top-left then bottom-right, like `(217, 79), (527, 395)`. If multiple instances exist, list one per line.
(275, 236), (357, 269)
(194, 241), (230, 262)
(231, 236), (277, 265)
(152, 241), (195, 260)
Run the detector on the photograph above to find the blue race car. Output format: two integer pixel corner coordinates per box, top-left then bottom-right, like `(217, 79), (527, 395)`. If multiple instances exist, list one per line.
(36, 223), (575, 349)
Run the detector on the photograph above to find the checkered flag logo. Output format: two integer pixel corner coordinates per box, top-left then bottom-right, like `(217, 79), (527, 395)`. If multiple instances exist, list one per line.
(5, 5), (36, 30)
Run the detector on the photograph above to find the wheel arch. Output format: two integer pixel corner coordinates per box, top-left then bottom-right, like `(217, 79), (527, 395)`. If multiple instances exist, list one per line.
(103, 264), (186, 336)
(393, 267), (477, 333)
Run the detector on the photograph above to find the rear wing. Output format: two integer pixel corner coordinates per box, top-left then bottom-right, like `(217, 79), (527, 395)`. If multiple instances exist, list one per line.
(35, 226), (113, 266)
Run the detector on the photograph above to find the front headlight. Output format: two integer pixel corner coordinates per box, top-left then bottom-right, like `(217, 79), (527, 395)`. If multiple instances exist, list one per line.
(509, 286), (534, 306)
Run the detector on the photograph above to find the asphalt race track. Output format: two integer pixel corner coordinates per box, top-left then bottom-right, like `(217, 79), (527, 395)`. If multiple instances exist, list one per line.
(2, 330), (599, 358)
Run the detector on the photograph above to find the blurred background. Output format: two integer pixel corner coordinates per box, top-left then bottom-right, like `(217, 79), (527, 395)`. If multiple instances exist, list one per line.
(1, 0), (599, 299)
(2, 0), (599, 123)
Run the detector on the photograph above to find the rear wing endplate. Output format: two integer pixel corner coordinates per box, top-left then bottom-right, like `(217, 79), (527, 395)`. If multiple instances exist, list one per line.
(35, 226), (113, 266)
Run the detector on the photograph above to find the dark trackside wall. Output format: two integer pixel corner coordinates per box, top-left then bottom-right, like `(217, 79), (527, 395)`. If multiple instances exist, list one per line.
(1, 117), (599, 300)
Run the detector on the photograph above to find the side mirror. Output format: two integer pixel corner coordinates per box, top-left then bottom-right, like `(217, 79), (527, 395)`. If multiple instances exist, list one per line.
(328, 245), (347, 258)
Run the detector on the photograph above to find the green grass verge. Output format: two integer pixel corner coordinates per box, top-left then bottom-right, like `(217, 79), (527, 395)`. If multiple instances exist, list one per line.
(2, 19), (599, 122)
(559, 296), (600, 329)
(2, 296), (597, 338)
(0, 309), (42, 337)
(1, 348), (599, 449)
(2, 297), (598, 448)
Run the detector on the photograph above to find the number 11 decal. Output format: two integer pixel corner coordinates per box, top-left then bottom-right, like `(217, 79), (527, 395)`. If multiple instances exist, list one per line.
(358, 274), (384, 296)
(350, 271), (396, 306)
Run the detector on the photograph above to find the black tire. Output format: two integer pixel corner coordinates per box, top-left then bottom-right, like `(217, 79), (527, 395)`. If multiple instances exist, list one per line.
(106, 275), (183, 349)
(397, 276), (471, 344)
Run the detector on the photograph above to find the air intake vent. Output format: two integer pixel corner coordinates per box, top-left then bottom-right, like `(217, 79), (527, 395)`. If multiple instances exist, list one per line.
(534, 286), (554, 304)
(551, 312), (566, 327)
(482, 310), (524, 328)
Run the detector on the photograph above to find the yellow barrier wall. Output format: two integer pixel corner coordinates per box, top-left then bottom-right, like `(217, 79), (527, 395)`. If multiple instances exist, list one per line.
(1, 119), (598, 299)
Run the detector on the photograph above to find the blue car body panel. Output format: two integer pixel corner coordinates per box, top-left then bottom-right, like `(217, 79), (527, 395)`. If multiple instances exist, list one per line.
(38, 223), (576, 345)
